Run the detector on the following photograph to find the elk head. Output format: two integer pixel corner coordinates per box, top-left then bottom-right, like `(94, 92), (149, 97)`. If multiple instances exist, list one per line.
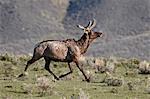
(77, 19), (103, 40)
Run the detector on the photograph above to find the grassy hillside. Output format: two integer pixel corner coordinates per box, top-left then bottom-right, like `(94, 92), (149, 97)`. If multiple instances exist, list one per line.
(0, 53), (150, 99)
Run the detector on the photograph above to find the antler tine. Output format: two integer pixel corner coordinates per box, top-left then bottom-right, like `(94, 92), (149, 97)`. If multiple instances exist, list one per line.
(77, 24), (85, 30)
(86, 20), (92, 28)
(89, 19), (96, 29)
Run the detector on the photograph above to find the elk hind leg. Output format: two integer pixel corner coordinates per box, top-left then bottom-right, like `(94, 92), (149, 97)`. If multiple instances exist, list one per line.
(24, 54), (42, 72)
(18, 53), (42, 78)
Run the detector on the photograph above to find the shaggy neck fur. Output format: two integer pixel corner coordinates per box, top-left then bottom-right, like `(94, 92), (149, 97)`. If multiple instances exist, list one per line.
(76, 33), (95, 54)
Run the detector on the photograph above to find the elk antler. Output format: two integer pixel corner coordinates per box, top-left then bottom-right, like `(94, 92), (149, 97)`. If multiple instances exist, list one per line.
(77, 20), (92, 30)
(77, 24), (85, 30)
(86, 20), (92, 28)
(89, 19), (96, 30)
(77, 19), (96, 30)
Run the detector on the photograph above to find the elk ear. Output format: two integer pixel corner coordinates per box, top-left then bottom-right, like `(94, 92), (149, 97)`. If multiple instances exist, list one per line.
(77, 24), (85, 30)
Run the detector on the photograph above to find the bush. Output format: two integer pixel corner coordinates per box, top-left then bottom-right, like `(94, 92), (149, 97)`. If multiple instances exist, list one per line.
(0, 53), (17, 65)
(104, 77), (123, 86)
(36, 76), (55, 96)
(138, 60), (150, 74)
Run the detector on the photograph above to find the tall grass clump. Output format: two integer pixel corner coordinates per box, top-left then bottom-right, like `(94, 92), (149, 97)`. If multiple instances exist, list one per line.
(138, 60), (150, 74)
(0, 53), (17, 65)
(79, 88), (90, 99)
(36, 76), (55, 96)
(22, 83), (33, 95)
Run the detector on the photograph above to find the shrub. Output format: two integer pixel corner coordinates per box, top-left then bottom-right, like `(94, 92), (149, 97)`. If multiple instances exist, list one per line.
(93, 58), (106, 73)
(104, 77), (123, 86)
(0, 53), (17, 65)
(79, 88), (90, 99)
(22, 83), (33, 94)
(138, 60), (150, 74)
(36, 76), (55, 96)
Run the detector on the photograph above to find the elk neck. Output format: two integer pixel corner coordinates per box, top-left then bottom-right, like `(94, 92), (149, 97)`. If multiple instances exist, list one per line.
(76, 33), (94, 54)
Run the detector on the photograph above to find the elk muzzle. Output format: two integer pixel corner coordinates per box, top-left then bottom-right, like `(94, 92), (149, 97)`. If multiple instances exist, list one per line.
(97, 32), (103, 37)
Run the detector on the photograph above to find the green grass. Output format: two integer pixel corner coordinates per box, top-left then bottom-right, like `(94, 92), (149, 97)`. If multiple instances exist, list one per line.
(0, 54), (150, 99)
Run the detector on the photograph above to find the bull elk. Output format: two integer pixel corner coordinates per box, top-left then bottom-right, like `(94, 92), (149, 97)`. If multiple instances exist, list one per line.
(19, 19), (103, 82)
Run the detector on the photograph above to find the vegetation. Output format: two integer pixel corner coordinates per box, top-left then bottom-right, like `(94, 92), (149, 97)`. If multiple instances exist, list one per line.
(0, 53), (150, 99)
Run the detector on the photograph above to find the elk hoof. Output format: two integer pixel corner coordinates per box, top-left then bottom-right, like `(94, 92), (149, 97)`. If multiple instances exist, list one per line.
(18, 73), (25, 78)
(18, 74), (24, 78)
(86, 79), (90, 83)
(54, 77), (59, 80)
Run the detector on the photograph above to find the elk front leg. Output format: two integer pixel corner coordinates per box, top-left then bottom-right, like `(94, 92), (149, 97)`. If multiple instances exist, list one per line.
(59, 62), (73, 78)
(75, 62), (90, 82)
(44, 57), (59, 80)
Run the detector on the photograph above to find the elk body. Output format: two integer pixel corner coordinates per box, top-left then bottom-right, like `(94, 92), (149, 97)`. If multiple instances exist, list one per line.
(19, 19), (103, 82)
